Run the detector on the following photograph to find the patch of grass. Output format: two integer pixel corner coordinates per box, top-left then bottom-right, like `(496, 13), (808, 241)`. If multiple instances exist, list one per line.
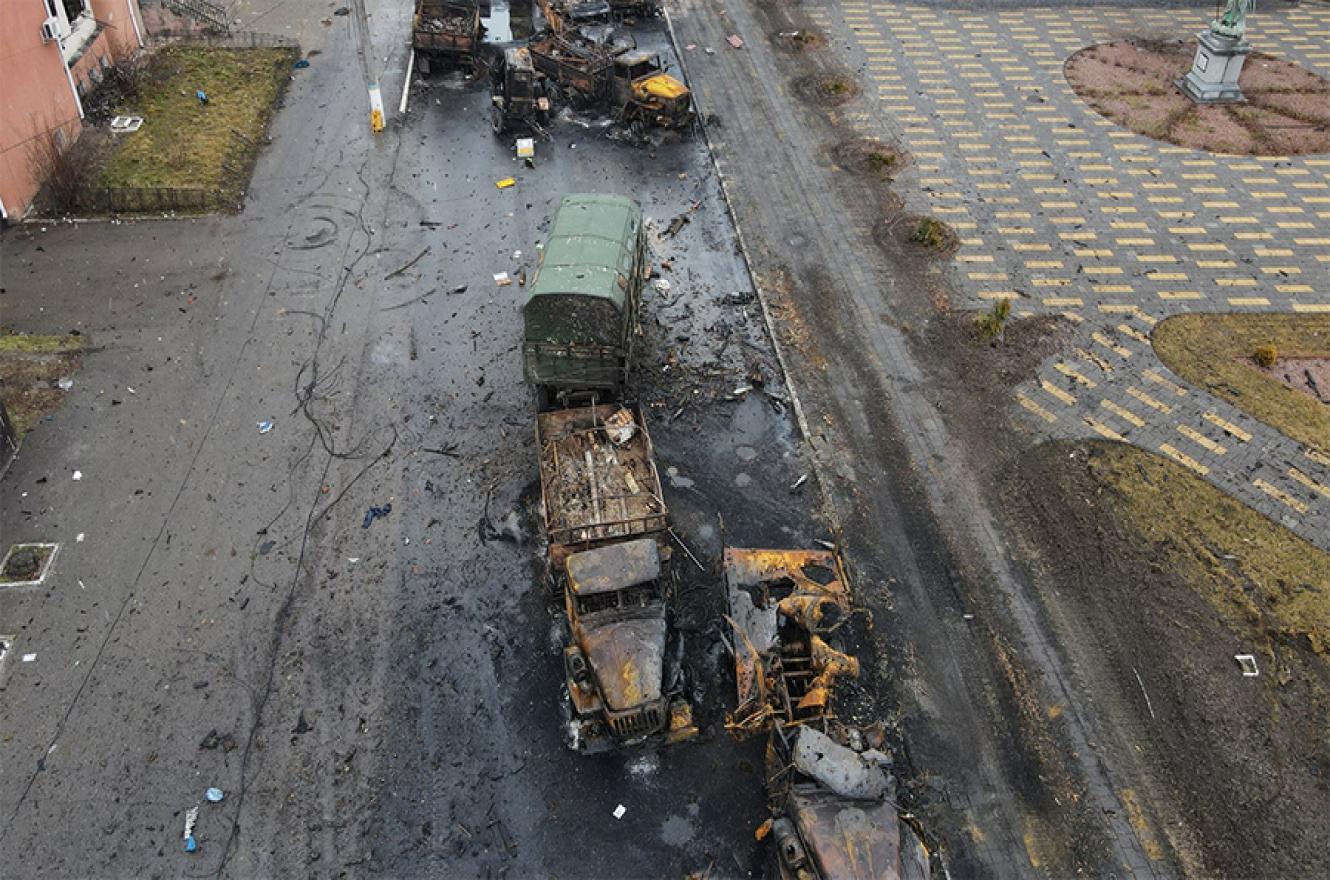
(865, 149), (897, 172)
(1086, 442), (1330, 654)
(100, 46), (296, 193)
(910, 216), (950, 248)
(0, 334), (84, 355)
(0, 334), (84, 433)
(974, 297), (1012, 343)
(1154, 314), (1330, 452)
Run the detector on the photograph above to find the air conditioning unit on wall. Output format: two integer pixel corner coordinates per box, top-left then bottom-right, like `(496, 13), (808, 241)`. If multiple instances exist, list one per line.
(40, 16), (60, 43)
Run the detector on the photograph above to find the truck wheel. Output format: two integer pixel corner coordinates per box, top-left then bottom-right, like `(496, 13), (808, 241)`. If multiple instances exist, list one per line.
(417, 52), (431, 77)
(491, 105), (506, 136)
(535, 384), (556, 412)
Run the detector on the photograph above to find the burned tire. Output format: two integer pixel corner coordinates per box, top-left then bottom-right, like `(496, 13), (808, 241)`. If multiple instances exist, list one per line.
(417, 52), (431, 77)
(491, 105), (507, 136)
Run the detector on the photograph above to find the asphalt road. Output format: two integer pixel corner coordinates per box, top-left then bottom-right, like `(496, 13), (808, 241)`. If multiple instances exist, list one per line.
(0, 2), (828, 878)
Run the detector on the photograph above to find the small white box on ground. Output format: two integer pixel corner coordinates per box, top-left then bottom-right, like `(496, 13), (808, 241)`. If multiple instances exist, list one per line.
(516, 138), (535, 159)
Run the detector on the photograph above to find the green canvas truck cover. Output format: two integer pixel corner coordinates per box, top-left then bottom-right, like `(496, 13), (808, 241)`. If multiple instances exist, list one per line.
(524, 194), (641, 348)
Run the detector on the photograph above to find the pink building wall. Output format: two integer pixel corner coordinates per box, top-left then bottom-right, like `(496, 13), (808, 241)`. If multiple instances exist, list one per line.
(0, 0), (144, 219)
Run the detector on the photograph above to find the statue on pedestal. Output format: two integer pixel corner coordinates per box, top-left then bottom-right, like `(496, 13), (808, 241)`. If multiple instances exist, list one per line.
(1211, 0), (1255, 40)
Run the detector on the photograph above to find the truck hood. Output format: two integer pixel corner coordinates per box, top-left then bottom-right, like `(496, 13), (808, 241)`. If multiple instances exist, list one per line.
(640, 74), (689, 101)
(790, 788), (930, 880)
(582, 616), (666, 711)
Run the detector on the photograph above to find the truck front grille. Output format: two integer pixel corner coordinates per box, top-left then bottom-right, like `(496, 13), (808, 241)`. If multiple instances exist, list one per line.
(608, 704), (662, 739)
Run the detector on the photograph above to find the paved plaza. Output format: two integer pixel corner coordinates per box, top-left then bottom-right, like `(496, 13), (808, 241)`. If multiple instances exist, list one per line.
(800, 2), (1330, 548)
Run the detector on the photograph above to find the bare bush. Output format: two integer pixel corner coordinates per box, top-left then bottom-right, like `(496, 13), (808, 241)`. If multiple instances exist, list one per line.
(26, 127), (94, 215)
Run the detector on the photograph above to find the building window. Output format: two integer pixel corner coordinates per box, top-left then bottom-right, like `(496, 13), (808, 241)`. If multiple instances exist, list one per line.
(61, 0), (87, 23)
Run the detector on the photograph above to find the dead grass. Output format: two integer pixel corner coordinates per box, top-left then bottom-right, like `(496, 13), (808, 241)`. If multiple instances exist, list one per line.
(1086, 441), (1330, 654)
(100, 46), (296, 193)
(1153, 314), (1330, 452)
(0, 334), (84, 433)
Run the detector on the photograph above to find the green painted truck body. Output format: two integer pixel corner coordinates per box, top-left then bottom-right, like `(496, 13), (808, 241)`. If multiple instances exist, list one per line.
(523, 194), (646, 401)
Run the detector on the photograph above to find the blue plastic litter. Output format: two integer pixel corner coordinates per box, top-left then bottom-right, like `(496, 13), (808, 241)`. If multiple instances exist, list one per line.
(205, 787), (224, 803)
(362, 503), (392, 529)
(196, 90), (208, 105)
(185, 835), (198, 853)
(294, 58), (311, 69)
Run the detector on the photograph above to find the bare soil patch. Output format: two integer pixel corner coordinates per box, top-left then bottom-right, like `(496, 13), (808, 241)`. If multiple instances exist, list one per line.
(1006, 439), (1330, 876)
(1066, 39), (1330, 155)
(829, 137), (911, 179)
(0, 543), (56, 586)
(792, 73), (862, 106)
(771, 27), (828, 53)
(1153, 313), (1330, 451)
(0, 334), (83, 434)
(873, 211), (960, 261)
(1255, 356), (1330, 406)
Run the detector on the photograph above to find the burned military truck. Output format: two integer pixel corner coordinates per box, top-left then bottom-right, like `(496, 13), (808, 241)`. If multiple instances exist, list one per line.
(724, 547), (933, 880)
(536, 403), (694, 753)
(522, 194), (648, 409)
(561, 537), (696, 753)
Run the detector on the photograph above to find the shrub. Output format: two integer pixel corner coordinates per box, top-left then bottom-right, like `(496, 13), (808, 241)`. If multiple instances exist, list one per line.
(1252, 344), (1278, 367)
(975, 298), (1013, 344)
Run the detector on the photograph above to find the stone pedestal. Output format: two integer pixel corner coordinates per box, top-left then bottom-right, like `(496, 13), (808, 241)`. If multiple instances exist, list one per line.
(1178, 30), (1252, 103)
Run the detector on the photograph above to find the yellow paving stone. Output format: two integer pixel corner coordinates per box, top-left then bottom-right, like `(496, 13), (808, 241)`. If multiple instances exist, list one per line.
(1201, 411), (1252, 442)
(1018, 393), (1059, 423)
(1093, 331), (1133, 358)
(1253, 478), (1309, 514)
(1055, 362), (1097, 387)
(1187, 242), (1230, 251)
(1117, 324), (1152, 345)
(1160, 443), (1210, 476)
(1102, 399), (1146, 428)
(1145, 369), (1186, 395)
(1277, 284), (1315, 294)
(1126, 385), (1173, 414)
(1306, 448), (1330, 468)
(1216, 278), (1259, 287)
(1288, 467), (1330, 500)
(1178, 424), (1227, 455)
(1042, 297), (1083, 307)
(1094, 284), (1135, 294)
(1147, 272), (1189, 281)
(1040, 379), (1077, 406)
(1086, 418), (1125, 441)
(1227, 296), (1272, 306)
(1293, 303), (1330, 313)
(1077, 348), (1114, 374)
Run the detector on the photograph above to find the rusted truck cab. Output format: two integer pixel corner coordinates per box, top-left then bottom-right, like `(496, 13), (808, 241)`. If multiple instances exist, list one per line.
(562, 538), (696, 753)
(610, 50), (694, 131)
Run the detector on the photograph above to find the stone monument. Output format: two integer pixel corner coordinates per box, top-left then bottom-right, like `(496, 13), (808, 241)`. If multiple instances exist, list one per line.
(1178, 0), (1255, 103)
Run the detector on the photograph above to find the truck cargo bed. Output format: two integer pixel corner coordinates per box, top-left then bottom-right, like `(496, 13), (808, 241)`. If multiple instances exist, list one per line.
(537, 403), (667, 558)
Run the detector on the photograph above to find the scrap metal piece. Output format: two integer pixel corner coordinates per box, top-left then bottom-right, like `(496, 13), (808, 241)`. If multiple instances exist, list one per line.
(724, 547), (854, 731)
(791, 727), (890, 801)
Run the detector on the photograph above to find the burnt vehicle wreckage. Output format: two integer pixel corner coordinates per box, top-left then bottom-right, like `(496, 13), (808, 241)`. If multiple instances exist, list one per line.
(409, 0), (693, 136)
(725, 549), (934, 880)
(525, 195), (695, 753)
(514, 193), (937, 871)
